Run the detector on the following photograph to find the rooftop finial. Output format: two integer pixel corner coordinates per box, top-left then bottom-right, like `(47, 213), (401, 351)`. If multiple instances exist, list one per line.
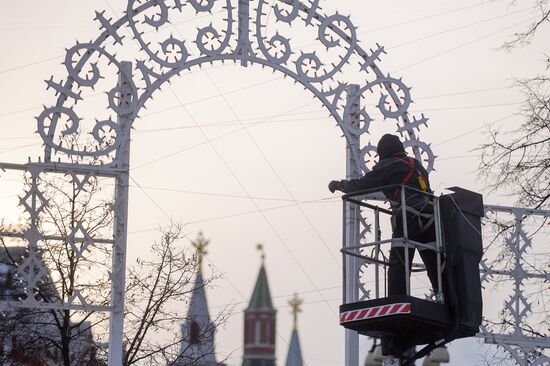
(192, 231), (209, 273)
(256, 243), (265, 262)
(289, 293), (303, 331)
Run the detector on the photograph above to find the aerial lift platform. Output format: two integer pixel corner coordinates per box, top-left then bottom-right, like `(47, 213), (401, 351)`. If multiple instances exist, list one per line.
(339, 186), (484, 365)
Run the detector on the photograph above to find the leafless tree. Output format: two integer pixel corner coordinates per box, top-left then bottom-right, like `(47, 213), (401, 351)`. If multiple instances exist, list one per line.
(1, 134), (229, 365)
(0, 137), (112, 365)
(2, 223), (230, 366)
(503, 0), (550, 49)
(475, 5), (550, 363)
(478, 76), (550, 210)
(2, 215), (230, 366)
(121, 224), (230, 366)
(478, 0), (550, 210)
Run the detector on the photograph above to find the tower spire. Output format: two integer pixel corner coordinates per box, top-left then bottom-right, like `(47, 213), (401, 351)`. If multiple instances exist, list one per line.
(192, 231), (209, 273)
(175, 232), (218, 366)
(289, 293), (303, 331)
(256, 243), (265, 262)
(242, 244), (276, 366)
(284, 294), (305, 366)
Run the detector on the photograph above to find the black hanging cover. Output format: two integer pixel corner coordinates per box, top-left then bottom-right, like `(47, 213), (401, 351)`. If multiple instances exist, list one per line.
(440, 186), (484, 337)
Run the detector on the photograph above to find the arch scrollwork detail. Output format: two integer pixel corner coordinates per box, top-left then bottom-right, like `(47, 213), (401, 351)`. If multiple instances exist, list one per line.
(296, 14), (357, 84)
(274, 0), (300, 23)
(37, 0), (434, 176)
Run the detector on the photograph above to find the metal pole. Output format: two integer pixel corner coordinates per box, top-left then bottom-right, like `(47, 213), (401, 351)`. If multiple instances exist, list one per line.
(433, 197), (444, 303)
(374, 208), (381, 299)
(342, 201), (348, 304)
(108, 61), (132, 366)
(344, 84), (361, 366)
(400, 185), (411, 296)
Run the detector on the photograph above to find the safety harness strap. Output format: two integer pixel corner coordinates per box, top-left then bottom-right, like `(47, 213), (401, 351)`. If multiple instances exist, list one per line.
(392, 157), (415, 201)
(391, 157), (435, 235)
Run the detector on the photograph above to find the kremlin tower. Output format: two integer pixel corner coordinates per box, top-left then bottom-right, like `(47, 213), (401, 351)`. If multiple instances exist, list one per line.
(242, 244), (277, 366)
(174, 232), (219, 366)
(175, 236), (306, 366)
(284, 294), (304, 366)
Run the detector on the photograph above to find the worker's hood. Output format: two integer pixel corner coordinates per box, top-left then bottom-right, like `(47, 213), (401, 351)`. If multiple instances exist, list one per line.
(376, 134), (405, 160)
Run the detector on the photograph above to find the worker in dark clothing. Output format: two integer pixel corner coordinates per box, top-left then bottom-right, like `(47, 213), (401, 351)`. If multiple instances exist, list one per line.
(328, 134), (439, 296)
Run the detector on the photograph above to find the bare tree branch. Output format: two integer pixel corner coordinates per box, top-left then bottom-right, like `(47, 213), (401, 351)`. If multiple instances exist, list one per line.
(503, 0), (550, 49)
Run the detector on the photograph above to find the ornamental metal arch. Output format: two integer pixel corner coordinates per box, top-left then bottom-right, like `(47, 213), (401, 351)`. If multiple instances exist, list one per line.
(1, 1), (547, 366)
(37, 0), (434, 168)
(31, 2), (435, 363)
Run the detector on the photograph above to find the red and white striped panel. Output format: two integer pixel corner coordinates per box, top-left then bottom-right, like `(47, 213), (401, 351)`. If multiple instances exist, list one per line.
(340, 302), (411, 324)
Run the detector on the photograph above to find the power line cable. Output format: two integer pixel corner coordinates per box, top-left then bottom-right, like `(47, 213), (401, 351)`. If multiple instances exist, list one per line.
(1, 71), (521, 122)
(0, 90), (103, 119)
(131, 15), (327, 363)
(124, 183), (336, 204)
(192, 66), (373, 360)
(216, 283), (434, 316)
(125, 199), (327, 235)
(0, 8), (226, 76)
(393, 17), (536, 73)
(0, 136), (39, 141)
(101, 5), (307, 360)
(433, 112), (518, 148)
(129, 175), (172, 221)
(0, 93), (523, 149)
(131, 99), (320, 170)
(145, 9), (226, 34)
(139, 75), (285, 119)
(125, 129), (531, 239)
(298, 0), (510, 51)
(5, 0), (536, 282)
(134, 110), (327, 133)
(388, 5), (535, 50)
(0, 143), (39, 155)
(0, 73), (279, 119)
(438, 153), (542, 162)
(211, 277), (435, 312)
(410, 101), (522, 113)
(362, 0), (507, 34)
(169, 81), (339, 316)
(121, 26), (340, 317)
(0, 100), (524, 159)
(134, 99), (522, 135)
(414, 86), (512, 100)
(131, 98), (524, 170)
(0, 55), (63, 75)
(0, 0), (504, 77)
(205, 70), (341, 266)
(3, 2), (526, 361)
(209, 285), (342, 311)
(0, 3), (526, 121)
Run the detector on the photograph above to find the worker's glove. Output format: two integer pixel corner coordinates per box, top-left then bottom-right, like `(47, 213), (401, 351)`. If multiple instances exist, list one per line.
(328, 180), (342, 193)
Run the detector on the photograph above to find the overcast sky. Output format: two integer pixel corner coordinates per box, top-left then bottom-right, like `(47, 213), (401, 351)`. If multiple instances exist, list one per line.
(1, 0), (549, 365)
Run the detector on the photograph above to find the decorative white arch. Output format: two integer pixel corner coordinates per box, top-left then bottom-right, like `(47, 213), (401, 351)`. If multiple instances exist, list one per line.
(33, 3), (435, 363)
(37, 0), (434, 169)
(0, 1), (548, 366)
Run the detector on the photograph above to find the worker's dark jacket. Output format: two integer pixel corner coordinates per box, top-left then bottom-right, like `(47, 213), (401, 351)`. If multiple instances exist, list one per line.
(339, 152), (433, 214)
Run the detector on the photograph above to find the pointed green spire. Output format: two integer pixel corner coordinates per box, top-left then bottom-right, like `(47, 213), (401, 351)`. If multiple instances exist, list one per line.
(247, 244), (274, 310)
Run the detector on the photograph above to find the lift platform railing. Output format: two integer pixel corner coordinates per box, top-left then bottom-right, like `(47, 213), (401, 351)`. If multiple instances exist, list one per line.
(341, 184), (445, 304)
